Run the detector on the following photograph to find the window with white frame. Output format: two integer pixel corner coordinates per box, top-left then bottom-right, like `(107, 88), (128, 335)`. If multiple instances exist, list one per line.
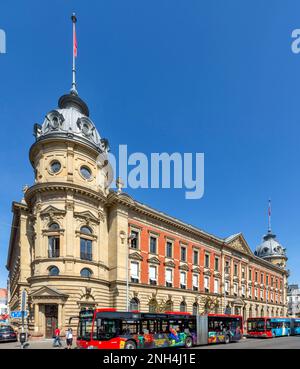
(266, 290), (269, 301)
(165, 268), (173, 287)
(260, 289), (263, 299)
(255, 288), (258, 298)
(225, 280), (229, 294)
(130, 229), (139, 249)
(214, 279), (219, 294)
(149, 265), (157, 285)
(233, 283), (238, 295)
(241, 285), (245, 296)
(249, 287), (252, 298)
(193, 274), (198, 291)
(166, 241), (173, 258)
(149, 236), (157, 254)
(242, 267), (245, 279)
(181, 246), (187, 262)
(180, 272), (186, 289)
(130, 261), (139, 283)
(204, 276), (209, 293)
(271, 292), (274, 301)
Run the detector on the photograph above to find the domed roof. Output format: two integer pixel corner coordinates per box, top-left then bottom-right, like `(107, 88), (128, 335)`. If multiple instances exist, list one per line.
(34, 92), (109, 153)
(255, 231), (287, 260)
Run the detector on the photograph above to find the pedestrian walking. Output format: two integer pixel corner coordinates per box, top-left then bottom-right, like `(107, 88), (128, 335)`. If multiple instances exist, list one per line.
(66, 327), (73, 349)
(53, 327), (62, 347)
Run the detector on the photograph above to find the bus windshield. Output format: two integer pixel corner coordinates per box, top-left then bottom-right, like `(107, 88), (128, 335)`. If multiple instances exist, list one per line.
(247, 320), (266, 332)
(77, 316), (93, 341)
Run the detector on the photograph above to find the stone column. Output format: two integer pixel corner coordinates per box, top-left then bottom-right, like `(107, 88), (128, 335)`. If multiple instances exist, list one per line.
(58, 303), (62, 330)
(34, 303), (39, 332)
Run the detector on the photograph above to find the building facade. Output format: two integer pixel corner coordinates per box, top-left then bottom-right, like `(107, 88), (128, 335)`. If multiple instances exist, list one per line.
(287, 284), (300, 317)
(6, 89), (288, 338)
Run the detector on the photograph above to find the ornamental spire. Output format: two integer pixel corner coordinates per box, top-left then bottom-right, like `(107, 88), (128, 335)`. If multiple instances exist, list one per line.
(71, 13), (78, 95)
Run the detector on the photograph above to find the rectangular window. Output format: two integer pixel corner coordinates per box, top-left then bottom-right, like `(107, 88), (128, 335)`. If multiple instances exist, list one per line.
(233, 283), (238, 295)
(80, 238), (92, 261)
(255, 288), (258, 298)
(193, 250), (199, 265)
(166, 241), (173, 258)
(261, 273), (264, 284)
(225, 281), (229, 294)
(242, 267), (245, 279)
(266, 290), (269, 301)
(214, 279), (219, 294)
(180, 272), (186, 289)
(214, 257), (219, 271)
(181, 246), (186, 262)
(205, 254), (210, 268)
(48, 236), (60, 258)
(266, 275), (269, 286)
(149, 266), (157, 285)
(204, 276), (209, 292)
(193, 274), (198, 291)
(249, 268), (252, 281)
(255, 272), (258, 282)
(271, 292), (274, 301)
(242, 285), (245, 296)
(150, 236), (157, 254)
(234, 264), (238, 276)
(249, 287), (252, 297)
(130, 262), (139, 283)
(260, 289), (263, 299)
(165, 269), (173, 287)
(130, 230), (139, 249)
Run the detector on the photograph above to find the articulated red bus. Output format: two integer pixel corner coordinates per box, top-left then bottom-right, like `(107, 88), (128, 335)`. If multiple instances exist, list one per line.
(75, 308), (243, 349)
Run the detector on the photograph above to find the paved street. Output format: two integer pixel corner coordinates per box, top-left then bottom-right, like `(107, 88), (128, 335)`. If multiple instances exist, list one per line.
(0, 336), (299, 349)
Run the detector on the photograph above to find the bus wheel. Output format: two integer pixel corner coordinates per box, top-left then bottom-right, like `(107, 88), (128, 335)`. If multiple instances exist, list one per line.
(224, 335), (230, 344)
(124, 340), (137, 349)
(185, 336), (193, 348)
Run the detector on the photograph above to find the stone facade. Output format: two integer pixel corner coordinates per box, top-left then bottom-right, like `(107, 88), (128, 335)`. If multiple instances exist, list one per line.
(6, 91), (288, 338)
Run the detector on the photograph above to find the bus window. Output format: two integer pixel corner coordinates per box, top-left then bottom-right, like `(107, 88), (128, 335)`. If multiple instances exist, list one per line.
(94, 318), (118, 341)
(266, 320), (271, 330)
(120, 320), (139, 335)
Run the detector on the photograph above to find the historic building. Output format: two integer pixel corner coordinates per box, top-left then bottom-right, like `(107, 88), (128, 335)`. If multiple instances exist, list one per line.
(287, 284), (300, 317)
(6, 80), (288, 337)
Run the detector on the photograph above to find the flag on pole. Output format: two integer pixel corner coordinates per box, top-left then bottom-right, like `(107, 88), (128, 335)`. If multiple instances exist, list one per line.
(74, 28), (77, 58)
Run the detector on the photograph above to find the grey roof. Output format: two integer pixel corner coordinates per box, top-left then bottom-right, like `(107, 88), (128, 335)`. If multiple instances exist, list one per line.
(255, 231), (287, 260)
(34, 92), (108, 153)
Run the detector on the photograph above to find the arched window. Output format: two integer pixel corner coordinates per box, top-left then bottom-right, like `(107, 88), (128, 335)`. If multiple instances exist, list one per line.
(192, 303), (199, 315)
(80, 226), (92, 235)
(49, 222), (60, 230)
(49, 266), (59, 276)
(80, 268), (92, 278)
(80, 226), (93, 261)
(180, 301), (187, 312)
(48, 223), (60, 258)
(129, 298), (139, 311)
(148, 298), (158, 313)
(165, 300), (173, 312)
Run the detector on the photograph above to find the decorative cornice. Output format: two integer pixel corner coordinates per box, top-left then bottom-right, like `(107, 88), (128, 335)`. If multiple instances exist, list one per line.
(164, 260), (176, 268)
(147, 256), (160, 265)
(129, 252), (143, 261)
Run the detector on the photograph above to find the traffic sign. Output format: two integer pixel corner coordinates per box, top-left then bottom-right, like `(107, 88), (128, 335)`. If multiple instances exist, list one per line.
(10, 311), (28, 319)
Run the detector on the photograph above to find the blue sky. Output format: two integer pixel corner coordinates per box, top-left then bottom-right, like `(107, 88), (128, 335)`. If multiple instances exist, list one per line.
(0, 0), (300, 288)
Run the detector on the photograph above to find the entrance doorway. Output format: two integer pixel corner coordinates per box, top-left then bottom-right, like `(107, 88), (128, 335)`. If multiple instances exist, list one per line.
(45, 305), (58, 338)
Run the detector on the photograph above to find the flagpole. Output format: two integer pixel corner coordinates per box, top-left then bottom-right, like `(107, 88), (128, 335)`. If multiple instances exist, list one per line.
(268, 198), (272, 233)
(71, 13), (77, 94)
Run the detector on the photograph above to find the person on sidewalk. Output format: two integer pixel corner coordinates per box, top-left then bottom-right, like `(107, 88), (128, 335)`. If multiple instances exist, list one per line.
(53, 327), (62, 347)
(66, 327), (73, 349)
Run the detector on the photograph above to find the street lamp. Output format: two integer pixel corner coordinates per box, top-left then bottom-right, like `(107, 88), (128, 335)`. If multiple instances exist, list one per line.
(120, 231), (136, 312)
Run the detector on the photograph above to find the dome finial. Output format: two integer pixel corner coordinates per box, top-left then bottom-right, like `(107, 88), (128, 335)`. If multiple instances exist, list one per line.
(71, 12), (78, 95)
